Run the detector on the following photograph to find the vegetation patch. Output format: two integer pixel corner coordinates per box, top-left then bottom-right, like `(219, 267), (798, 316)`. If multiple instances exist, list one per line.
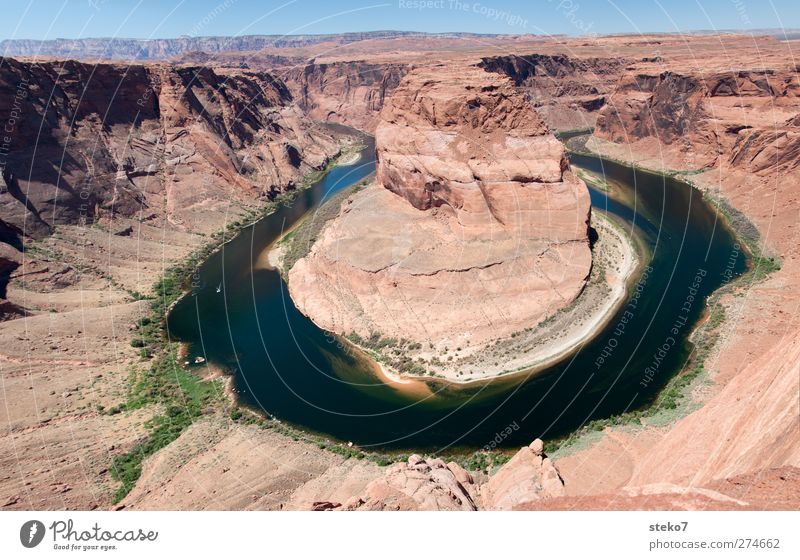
(104, 140), (421, 501)
(109, 348), (224, 502)
(443, 450), (512, 475)
(300, 140), (365, 187)
(575, 167), (611, 192)
(346, 331), (430, 376)
(554, 127), (595, 141)
(701, 191), (781, 282)
(105, 147), (370, 502)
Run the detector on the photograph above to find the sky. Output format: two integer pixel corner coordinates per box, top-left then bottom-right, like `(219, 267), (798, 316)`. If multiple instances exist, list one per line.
(0, 0), (798, 41)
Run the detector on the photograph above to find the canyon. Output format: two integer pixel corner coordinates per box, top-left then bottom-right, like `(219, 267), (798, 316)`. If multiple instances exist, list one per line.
(0, 57), (353, 508)
(0, 31), (798, 511)
(0, 58), (347, 240)
(286, 63), (607, 381)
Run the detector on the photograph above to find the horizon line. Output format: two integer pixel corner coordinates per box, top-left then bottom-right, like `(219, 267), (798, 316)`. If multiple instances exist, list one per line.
(2, 27), (800, 43)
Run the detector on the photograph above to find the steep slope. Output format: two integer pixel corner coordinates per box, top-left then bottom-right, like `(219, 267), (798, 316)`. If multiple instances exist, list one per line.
(0, 58), (349, 509)
(287, 64), (592, 380)
(480, 53), (625, 132)
(592, 68), (800, 170)
(559, 51), (800, 497)
(0, 58), (343, 239)
(3, 33), (799, 512)
(281, 61), (409, 132)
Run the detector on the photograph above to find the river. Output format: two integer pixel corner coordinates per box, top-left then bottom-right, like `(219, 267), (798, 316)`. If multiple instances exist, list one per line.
(166, 134), (746, 453)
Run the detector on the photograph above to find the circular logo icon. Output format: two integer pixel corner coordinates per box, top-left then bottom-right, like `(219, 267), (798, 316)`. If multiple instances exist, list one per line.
(20, 520), (45, 548)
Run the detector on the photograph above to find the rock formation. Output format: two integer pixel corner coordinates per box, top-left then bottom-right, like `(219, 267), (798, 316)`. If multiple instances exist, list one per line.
(593, 68), (800, 170)
(281, 61), (409, 132)
(0, 32), (496, 61)
(0, 58), (344, 239)
(3, 32), (799, 513)
(480, 438), (565, 510)
(557, 38), (800, 501)
(288, 65), (592, 375)
(337, 455), (479, 511)
(0, 240), (22, 319)
(332, 439), (564, 511)
(480, 53), (625, 131)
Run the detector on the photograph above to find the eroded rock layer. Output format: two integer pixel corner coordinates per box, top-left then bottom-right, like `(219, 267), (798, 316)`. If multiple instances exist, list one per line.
(327, 439), (565, 511)
(0, 58), (344, 238)
(281, 61), (409, 132)
(479, 53), (625, 131)
(289, 65), (591, 358)
(592, 68), (800, 171)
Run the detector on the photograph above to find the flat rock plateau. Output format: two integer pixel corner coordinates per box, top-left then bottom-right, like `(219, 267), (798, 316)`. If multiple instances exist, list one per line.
(0, 31), (798, 511)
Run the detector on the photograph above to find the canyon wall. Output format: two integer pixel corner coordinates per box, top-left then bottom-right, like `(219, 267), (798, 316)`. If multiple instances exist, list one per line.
(288, 64), (592, 372)
(3, 33), (798, 511)
(281, 61), (409, 132)
(0, 57), (352, 509)
(0, 57), (348, 333)
(560, 47), (800, 496)
(593, 68), (800, 171)
(0, 58), (343, 240)
(480, 53), (625, 132)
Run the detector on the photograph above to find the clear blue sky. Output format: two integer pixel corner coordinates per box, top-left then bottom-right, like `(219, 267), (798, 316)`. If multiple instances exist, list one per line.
(1, 0), (798, 40)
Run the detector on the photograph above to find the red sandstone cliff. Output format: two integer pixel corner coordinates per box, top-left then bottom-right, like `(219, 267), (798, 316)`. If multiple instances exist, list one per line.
(281, 61), (409, 132)
(3, 34), (799, 512)
(479, 54), (625, 131)
(556, 41), (800, 503)
(593, 68), (800, 170)
(0, 58), (343, 240)
(287, 64), (592, 376)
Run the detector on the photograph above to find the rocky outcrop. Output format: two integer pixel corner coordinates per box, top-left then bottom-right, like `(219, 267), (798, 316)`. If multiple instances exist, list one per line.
(337, 455), (479, 511)
(481, 438), (565, 510)
(0, 241), (23, 319)
(0, 58), (344, 239)
(288, 65), (591, 377)
(281, 61), (409, 132)
(594, 71), (719, 168)
(593, 68), (800, 170)
(330, 439), (564, 511)
(0, 242), (19, 295)
(480, 54), (625, 131)
(729, 126), (800, 174)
